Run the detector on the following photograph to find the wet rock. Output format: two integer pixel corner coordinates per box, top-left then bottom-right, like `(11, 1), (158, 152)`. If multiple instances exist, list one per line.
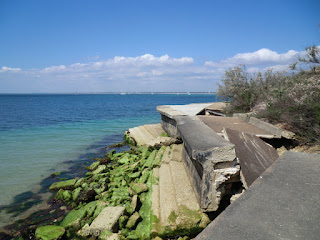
(126, 212), (141, 229)
(35, 225), (65, 240)
(131, 183), (148, 195)
(49, 179), (77, 191)
(77, 189), (97, 203)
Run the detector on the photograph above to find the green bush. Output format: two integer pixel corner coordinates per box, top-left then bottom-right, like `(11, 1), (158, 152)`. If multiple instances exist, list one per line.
(218, 64), (320, 144)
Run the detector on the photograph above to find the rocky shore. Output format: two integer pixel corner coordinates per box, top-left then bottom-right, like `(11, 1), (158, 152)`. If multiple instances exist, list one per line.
(1, 102), (319, 240)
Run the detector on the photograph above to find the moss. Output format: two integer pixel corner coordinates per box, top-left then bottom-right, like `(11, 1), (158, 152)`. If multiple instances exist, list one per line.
(143, 150), (158, 168)
(92, 165), (106, 175)
(62, 190), (72, 203)
(119, 215), (129, 229)
(124, 131), (136, 146)
(49, 179), (77, 191)
(168, 210), (178, 224)
(35, 225), (65, 240)
(139, 170), (150, 184)
(60, 207), (87, 229)
(153, 146), (166, 167)
(135, 173), (153, 239)
(130, 183), (148, 195)
(87, 161), (100, 171)
(160, 132), (169, 137)
(128, 171), (141, 180)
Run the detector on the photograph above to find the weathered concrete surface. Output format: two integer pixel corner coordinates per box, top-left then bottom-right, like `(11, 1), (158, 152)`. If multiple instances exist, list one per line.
(204, 102), (227, 116)
(89, 206), (125, 236)
(157, 103), (214, 137)
(155, 143), (209, 232)
(196, 151), (320, 240)
(249, 117), (283, 138)
(127, 124), (177, 147)
(224, 128), (279, 188)
(199, 116), (274, 138)
(177, 116), (239, 211)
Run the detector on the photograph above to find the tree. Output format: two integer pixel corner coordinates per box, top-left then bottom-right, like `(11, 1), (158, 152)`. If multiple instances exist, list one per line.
(290, 45), (320, 73)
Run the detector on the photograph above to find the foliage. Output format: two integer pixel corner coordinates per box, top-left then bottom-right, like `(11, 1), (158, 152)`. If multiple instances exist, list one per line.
(290, 45), (320, 73)
(218, 64), (320, 144)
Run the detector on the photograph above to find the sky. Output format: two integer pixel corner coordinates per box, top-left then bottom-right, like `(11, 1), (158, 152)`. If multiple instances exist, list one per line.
(0, 0), (319, 93)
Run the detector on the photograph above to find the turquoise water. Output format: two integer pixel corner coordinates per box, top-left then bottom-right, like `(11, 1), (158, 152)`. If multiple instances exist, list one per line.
(0, 93), (217, 224)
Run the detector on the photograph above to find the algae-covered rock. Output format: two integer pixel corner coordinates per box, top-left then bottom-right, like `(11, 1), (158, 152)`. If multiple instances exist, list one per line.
(35, 225), (65, 240)
(60, 207), (87, 228)
(72, 187), (81, 201)
(62, 190), (72, 202)
(88, 161), (100, 171)
(126, 212), (141, 229)
(92, 165), (107, 175)
(143, 150), (158, 168)
(74, 178), (84, 188)
(128, 171), (140, 180)
(131, 183), (148, 195)
(99, 231), (120, 240)
(126, 195), (138, 214)
(118, 156), (130, 165)
(118, 215), (129, 229)
(139, 170), (150, 184)
(49, 179), (77, 191)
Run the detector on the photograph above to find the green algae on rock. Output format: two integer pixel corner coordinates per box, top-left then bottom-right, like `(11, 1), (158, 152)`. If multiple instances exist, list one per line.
(126, 212), (141, 229)
(49, 179), (77, 191)
(35, 225), (65, 240)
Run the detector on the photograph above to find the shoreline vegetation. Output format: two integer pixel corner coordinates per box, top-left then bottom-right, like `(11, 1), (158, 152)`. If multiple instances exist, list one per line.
(217, 62), (320, 146)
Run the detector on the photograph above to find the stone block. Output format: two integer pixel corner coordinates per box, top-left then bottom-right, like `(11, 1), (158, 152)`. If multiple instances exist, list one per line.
(89, 206), (125, 236)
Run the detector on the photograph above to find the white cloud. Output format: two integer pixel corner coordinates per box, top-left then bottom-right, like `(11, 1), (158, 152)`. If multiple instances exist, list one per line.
(205, 48), (301, 68)
(0, 66), (21, 72)
(0, 49), (308, 93)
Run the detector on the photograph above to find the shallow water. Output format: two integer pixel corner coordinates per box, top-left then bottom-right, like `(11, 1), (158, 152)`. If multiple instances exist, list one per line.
(0, 93), (217, 225)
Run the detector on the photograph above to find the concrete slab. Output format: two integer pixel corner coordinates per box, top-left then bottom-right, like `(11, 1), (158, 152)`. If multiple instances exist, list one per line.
(157, 103), (214, 137)
(89, 206), (125, 236)
(196, 151), (320, 240)
(177, 116), (239, 211)
(159, 163), (178, 226)
(204, 102), (227, 112)
(224, 128), (279, 188)
(199, 116), (274, 138)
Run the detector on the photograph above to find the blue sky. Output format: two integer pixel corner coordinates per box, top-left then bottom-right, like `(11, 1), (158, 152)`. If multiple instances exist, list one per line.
(0, 0), (319, 93)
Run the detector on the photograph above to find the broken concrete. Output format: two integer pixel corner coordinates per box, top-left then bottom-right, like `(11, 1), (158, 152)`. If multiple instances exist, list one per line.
(248, 117), (283, 138)
(126, 124), (177, 147)
(223, 128), (279, 188)
(199, 116), (274, 138)
(88, 206), (125, 236)
(204, 102), (227, 116)
(196, 151), (320, 240)
(177, 116), (239, 211)
(157, 103), (214, 137)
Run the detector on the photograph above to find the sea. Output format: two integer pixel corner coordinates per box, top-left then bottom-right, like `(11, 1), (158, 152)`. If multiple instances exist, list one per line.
(0, 93), (217, 227)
